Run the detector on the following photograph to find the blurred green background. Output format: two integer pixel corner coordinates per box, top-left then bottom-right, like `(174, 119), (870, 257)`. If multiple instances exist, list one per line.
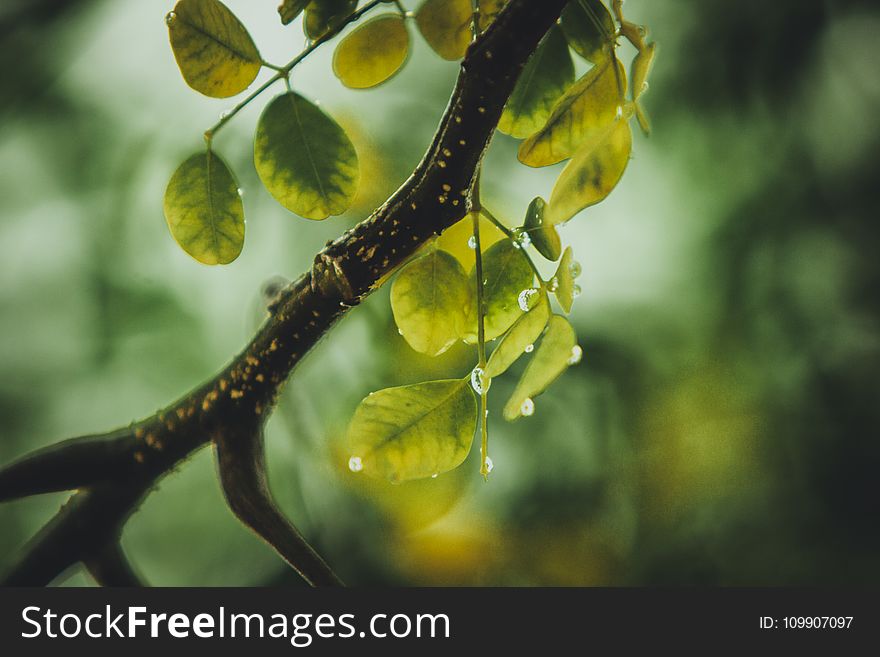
(1, 0), (878, 586)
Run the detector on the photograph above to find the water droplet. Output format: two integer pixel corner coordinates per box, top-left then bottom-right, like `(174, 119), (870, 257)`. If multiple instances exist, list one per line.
(572, 284), (582, 298)
(467, 235), (477, 249)
(314, 99), (321, 106)
(404, 10), (416, 18)
(237, 187), (244, 198)
(431, 473), (438, 479)
(512, 240), (521, 249)
(615, 105), (623, 119)
(569, 261), (582, 278)
(348, 456), (363, 473)
(520, 398), (535, 416)
(485, 456), (494, 473)
(568, 345), (583, 365)
(548, 277), (559, 292)
(641, 81), (650, 93)
(518, 288), (537, 312)
(397, 328), (404, 336)
(470, 367), (490, 395)
(165, 11), (177, 26)
(524, 343), (534, 354)
(513, 228), (532, 249)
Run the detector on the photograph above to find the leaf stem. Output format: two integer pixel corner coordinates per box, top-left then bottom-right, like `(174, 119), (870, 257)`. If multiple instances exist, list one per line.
(482, 205), (546, 287)
(469, 170), (491, 479)
(203, 0), (390, 142)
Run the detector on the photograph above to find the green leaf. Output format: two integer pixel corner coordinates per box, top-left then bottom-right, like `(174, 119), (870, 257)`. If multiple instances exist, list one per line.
(167, 0), (261, 98)
(415, 0), (472, 61)
(546, 111), (633, 225)
(464, 238), (534, 343)
(278, 0), (309, 25)
(498, 26), (574, 139)
(347, 379), (477, 482)
(163, 150), (245, 265)
(560, 0), (615, 64)
(254, 92), (359, 220)
(304, 0), (357, 40)
(485, 290), (551, 378)
(523, 196), (561, 261)
(553, 246), (580, 313)
(632, 41), (657, 100)
(391, 249), (469, 356)
(504, 315), (578, 421)
(476, 0), (506, 32)
(333, 15), (410, 89)
(518, 57), (625, 168)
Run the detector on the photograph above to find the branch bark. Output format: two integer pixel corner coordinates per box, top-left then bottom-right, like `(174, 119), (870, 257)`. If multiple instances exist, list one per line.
(0, 0), (569, 586)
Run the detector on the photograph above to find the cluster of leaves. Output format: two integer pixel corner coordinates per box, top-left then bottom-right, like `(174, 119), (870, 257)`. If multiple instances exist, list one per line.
(161, 0), (509, 265)
(160, 0), (655, 484)
(345, 0), (656, 483)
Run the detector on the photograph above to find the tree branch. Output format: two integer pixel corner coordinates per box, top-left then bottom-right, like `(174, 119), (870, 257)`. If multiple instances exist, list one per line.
(0, 0), (569, 586)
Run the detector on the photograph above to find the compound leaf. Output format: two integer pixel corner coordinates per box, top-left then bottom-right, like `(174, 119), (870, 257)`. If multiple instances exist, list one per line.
(167, 0), (261, 98)
(546, 111), (632, 225)
(485, 290), (551, 378)
(518, 57), (625, 168)
(504, 315), (578, 420)
(333, 15), (410, 89)
(347, 379), (477, 482)
(391, 249), (469, 356)
(498, 26), (574, 139)
(415, 0), (472, 61)
(163, 150), (245, 265)
(254, 91), (359, 220)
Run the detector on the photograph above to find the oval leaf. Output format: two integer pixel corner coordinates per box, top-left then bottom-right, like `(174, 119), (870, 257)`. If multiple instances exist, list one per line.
(333, 15), (410, 89)
(391, 249), (469, 356)
(523, 196), (561, 261)
(632, 41), (657, 100)
(278, 0), (308, 25)
(163, 150), (245, 265)
(498, 26), (574, 139)
(167, 0), (261, 98)
(415, 0), (472, 61)
(477, 0), (506, 33)
(254, 92), (359, 220)
(464, 238), (534, 343)
(485, 291), (551, 378)
(560, 0), (615, 64)
(546, 112), (633, 225)
(518, 57), (625, 168)
(435, 212), (506, 268)
(347, 379), (477, 482)
(304, 0), (357, 40)
(553, 246), (578, 313)
(504, 315), (578, 421)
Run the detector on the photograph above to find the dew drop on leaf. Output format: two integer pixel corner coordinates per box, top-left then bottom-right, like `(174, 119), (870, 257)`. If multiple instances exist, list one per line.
(569, 260), (582, 278)
(485, 456), (494, 473)
(470, 366), (490, 395)
(348, 456), (363, 472)
(568, 345), (583, 365)
(520, 398), (535, 417)
(572, 284), (582, 298)
(467, 235), (477, 249)
(518, 288), (538, 312)
(524, 343), (534, 353)
(165, 11), (177, 25)
(548, 277), (559, 292)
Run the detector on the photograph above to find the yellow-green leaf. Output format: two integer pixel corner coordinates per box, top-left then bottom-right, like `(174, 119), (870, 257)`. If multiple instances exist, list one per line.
(304, 0), (357, 40)
(553, 246), (581, 313)
(546, 112), (632, 225)
(167, 0), (261, 98)
(523, 196), (561, 261)
(485, 290), (551, 378)
(464, 239), (534, 343)
(391, 249), (469, 356)
(332, 15), (410, 89)
(415, 0), (472, 61)
(163, 151), (245, 265)
(347, 379), (477, 482)
(560, 0), (615, 64)
(254, 92), (359, 220)
(477, 0), (506, 32)
(498, 26), (574, 139)
(278, 0), (308, 25)
(518, 57), (625, 168)
(632, 41), (657, 100)
(503, 315), (578, 421)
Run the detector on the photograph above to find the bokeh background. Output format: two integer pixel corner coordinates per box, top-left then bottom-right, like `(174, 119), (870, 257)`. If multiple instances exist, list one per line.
(1, 0), (878, 586)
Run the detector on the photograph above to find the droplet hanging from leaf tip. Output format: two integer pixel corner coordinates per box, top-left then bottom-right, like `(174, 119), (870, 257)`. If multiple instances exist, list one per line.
(520, 398), (535, 417)
(570, 260), (582, 278)
(348, 456), (363, 472)
(165, 11), (177, 26)
(485, 456), (494, 473)
(568, 345), (583, 365)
